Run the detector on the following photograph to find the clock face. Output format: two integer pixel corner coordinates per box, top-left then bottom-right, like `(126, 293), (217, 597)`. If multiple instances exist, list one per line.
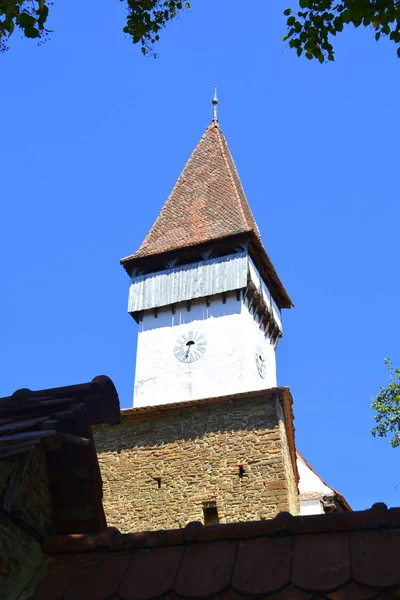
(174, 331), (207, 363)
(255, 345), (266, 379)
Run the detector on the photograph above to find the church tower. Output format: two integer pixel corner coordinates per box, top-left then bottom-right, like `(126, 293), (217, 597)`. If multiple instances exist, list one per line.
(121, 100), (293, 408)
(93, 99), (352, 530)
(94, 98), (301, 531)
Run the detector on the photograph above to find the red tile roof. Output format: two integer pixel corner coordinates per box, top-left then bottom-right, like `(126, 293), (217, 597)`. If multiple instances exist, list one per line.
(120, 121), (293, 309)
(123, 121), (261, 261)
(25, 503), (400, 599)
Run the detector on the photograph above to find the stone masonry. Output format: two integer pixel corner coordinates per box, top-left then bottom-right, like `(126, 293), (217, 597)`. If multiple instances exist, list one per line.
(93, 391), (299, 532)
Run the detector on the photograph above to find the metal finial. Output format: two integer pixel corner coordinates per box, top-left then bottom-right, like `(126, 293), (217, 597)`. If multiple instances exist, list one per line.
(212, 85), (218, 121)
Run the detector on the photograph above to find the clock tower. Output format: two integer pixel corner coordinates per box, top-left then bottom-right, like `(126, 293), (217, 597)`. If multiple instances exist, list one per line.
(121, 100), (293, 408)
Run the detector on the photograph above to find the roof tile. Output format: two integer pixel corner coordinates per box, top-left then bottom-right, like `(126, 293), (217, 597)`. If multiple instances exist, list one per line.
(174, 541), (238, 597)
(291, 532), (351, 591)
(267, 588), (314, 599)
(351, 530), (400, 588)
(63, 553), (130, 600)
(27, 557), (79, 600)
(231, 536), (292, 594)
(325, 581), (381, 599)
(118, 546), (184, 600)
(125, 122), (260, 262)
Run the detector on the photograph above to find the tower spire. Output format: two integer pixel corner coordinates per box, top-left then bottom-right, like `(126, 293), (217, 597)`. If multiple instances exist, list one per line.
(212, 85), (218, 121)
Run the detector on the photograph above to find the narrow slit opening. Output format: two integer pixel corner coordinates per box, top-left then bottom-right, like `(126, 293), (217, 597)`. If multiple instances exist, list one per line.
(203, 501), (219, 525)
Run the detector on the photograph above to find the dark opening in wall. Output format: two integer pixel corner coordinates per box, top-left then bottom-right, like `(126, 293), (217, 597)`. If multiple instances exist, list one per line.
(154, 477), (162, 489)
(239, 465), (246, 478)
(203, 501), (219, 525)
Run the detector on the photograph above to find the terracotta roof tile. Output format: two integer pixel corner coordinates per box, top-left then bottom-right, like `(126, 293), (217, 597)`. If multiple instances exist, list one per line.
(124, 122), (260, 262)
(118, 546), (183, 600)
(63, 553), (131, 600)
(27, 556), (80, 600)
(291, 533), (351, 591)
(351, 530), (400, 588)
(232, 536), (292, 594)
(324, 582), (379, 599)
(175, 541), (238, 597)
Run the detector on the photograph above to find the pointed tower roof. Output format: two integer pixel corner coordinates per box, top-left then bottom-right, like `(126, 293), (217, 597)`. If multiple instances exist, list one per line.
(121, 121), (293, 309)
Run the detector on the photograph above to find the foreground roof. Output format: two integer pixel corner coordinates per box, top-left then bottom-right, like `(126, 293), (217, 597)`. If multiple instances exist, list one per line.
(25, 503), (400, 600)
(0, 376), (121, 536)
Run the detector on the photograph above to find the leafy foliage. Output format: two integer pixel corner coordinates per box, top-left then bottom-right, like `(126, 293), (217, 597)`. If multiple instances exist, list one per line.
(372, 358), (400, 448)
(0, 0), (191, 54)
(124, 0), (191, 56)
(2, 0), (400, 60)
(0, 0), (51, 51)
(283, 0), (400, 62)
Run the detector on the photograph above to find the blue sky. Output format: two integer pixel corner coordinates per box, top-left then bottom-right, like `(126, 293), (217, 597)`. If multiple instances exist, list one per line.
(1, 0), (400, 511)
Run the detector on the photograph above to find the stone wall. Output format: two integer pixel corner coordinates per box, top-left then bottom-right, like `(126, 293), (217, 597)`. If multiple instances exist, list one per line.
(0, 446), (52, 600)
(94, 394), (299, 532)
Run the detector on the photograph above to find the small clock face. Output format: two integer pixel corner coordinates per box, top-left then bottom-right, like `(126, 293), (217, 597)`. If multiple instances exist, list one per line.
(255, 345), (266, 379)
(174, 331), (207, 363)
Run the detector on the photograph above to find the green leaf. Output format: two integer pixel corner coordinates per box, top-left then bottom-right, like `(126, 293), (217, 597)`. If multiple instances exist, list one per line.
(18, 12), (36, 27)
(397, 47), (400, 57)
(375, 31), (381, 40)
(340, 9), (352, 23)
(287, 16), (296, 26)
(24, 25), (40, 38)
(283, 8), (292, 16)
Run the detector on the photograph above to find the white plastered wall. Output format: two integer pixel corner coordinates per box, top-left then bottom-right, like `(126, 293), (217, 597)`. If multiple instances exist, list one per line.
(297, 454), (334, 516)
(133, 292), (277, 407)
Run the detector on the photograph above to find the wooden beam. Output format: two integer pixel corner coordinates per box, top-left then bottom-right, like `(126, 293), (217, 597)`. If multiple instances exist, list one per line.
(54, 432), (91, 447)
(263, 318), (272, 334)
(248, 293), (255, 312)
(0, 439), (40, 456)
(0, 444), (35, 459)
(50, 410), (75, 420)
(36, 397), (72, 407)
(0, 430), (55, 443)
(39, 420), (59, 430)
(0, 416), (48, 434)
